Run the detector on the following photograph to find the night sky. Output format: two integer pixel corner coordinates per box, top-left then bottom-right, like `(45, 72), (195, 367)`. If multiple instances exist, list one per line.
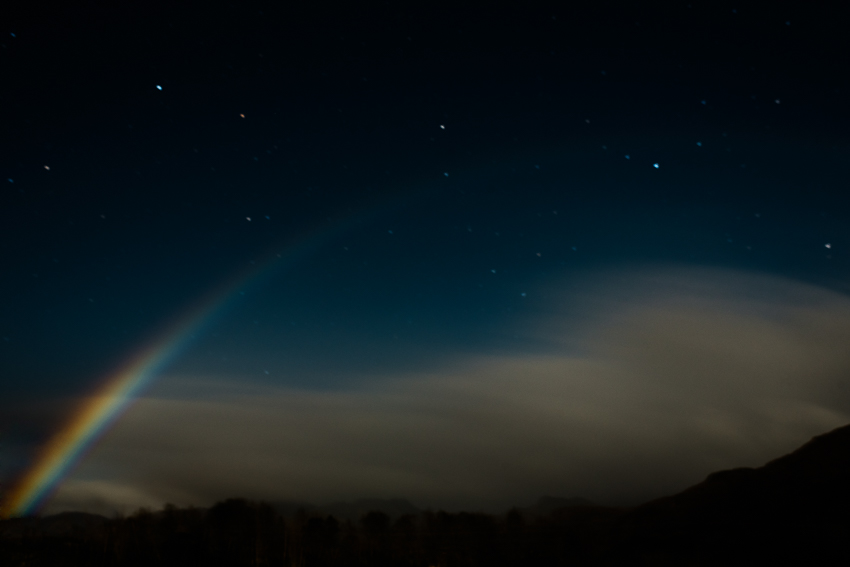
(2, 1), (850, 516)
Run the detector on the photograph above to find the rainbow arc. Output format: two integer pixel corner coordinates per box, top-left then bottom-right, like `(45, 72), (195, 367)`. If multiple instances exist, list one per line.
(0, 210), (372, 518)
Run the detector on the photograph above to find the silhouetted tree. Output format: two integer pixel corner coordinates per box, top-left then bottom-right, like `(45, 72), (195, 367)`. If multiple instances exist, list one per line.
(205, 498), (285, 567)
(302, 515), (340, 567)
(359, 511), (390, 566)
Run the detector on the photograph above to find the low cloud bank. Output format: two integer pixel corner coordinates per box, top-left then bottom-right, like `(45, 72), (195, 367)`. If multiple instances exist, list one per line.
(47, 267), (850, 515)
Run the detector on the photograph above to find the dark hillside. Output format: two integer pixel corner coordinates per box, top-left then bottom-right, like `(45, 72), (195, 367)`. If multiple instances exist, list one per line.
(605, 424), (850, 565)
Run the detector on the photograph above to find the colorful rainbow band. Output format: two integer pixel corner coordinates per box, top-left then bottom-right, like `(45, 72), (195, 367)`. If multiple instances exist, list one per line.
(0, 205), (390, 518)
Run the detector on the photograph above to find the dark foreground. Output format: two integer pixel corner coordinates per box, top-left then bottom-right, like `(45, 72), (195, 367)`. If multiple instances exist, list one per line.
(3, 424), (850, 566)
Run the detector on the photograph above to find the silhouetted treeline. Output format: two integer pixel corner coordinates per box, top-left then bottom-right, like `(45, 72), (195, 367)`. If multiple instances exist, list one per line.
(2, 492), (850, 566)
(0, 499), (621, 567)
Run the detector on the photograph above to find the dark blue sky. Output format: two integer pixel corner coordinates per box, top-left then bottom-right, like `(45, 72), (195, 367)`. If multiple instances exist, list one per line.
(2, 0), (849, 514)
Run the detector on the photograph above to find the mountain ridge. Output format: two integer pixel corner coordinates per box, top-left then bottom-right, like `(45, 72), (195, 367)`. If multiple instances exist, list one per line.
(604, 423), (850, 564)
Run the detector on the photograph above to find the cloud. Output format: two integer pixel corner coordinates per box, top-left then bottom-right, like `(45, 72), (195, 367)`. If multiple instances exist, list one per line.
(43, 479), (163, 518)
(48, 266), (850, 515)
